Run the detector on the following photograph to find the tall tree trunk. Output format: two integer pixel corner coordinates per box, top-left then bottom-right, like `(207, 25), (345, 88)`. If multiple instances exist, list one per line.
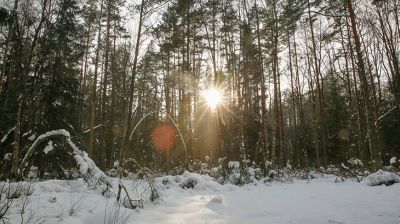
(110, 18), (118, 166)
(100, 0), (112, 168)
(287, 33), (298, 167)
(255, 3), (268, 170)
(88, 0), (104, 158)
(271, 0), (280, 168)
(307, 0), (327, 166)
(346, 0), (381, 169)
(80, 17), (93, 132)
(120, 0), (145, 162)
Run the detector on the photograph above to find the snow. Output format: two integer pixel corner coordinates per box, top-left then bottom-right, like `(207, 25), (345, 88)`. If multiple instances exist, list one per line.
(28, 133), (36, 141)
(347, 158), (363, 167)
(365, 169), (400, 186)
(82, 124), (103, 134)
(1, 126), (15, 143)
(2, 172), (400, 224)
(267, 170), (279, 180)
(228, 161), (240, 169)
(390, 157), (397, 165)
(43, 140), (54, 154)
(3, 153), (12, 161)
(74, 154), (89, 174)
(162, 171), (233, 191)
(22, 130), (31, 138)
(377, 106), (398, 123)
(0, 181), (33, 198)
(209, 195), (223, 204)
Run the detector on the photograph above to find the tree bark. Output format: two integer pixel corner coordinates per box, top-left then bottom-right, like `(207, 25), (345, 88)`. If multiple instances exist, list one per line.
(88, 0), (104, 158)
(346, 0), (381, 169)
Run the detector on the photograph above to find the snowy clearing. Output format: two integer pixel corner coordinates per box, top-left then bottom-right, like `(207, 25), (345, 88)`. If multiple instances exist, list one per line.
(3, 173), (400, 224)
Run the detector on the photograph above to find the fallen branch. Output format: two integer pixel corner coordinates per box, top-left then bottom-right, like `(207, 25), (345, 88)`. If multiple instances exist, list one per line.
(82, 123), (104, 134)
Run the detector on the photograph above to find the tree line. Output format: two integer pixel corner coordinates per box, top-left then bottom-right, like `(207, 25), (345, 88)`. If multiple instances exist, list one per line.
(0, 0), (399, 178)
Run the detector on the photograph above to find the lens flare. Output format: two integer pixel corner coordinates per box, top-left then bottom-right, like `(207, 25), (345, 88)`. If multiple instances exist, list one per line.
(151, 124), (176, 152)
(202, 88), (222, 109)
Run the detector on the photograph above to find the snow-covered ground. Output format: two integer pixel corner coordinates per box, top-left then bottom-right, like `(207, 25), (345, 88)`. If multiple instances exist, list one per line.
(3, 173), (400, 224)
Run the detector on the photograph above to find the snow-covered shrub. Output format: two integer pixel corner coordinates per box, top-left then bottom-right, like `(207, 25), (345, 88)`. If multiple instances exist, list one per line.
(209, 157), (227, 182)
(187, 159), (201, 173)
(1, 129), (110, 189)
(365, 170), (400, 186)
(27, 166), (39, 179)
(289, 169), (311, 180)
(23, 130), (110, 187)
(383, 157), (399, 172)
(269, 169), (278, 178)
(347, 158), (363, 168)
(0, 181), (33, 199)
(243, 167), (262, 183)
(169, 165), (185, 176)
(178, 171), (212, 189)
(105, 202), (133, 224)
(210, 166), (223, 179)
(225, 161), (242, 185)
(159, 175), (181, 189)
(263, 168), (295, 183)
(158, 171), (223, 191)
(179, 176), (197, 189)
(0, 130), (71, 179)
(187, 159), (215, 176)
(335, 158), (367, 182)
(106, 161), (121, 177)
(228, 161), (240, 170)
(120, 159), (159, 203)
(326, 164), (339, 173)
(222, 160), (263, 185)
(262, 161), (304, 182)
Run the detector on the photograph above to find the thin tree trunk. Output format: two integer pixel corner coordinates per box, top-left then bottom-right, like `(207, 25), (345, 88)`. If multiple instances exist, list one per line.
(12, 97), (22, 176)
(120, 0), (145, 162)
(307, 0), (327, 166)
(88, 0), (104, 158)
(100, 0), (112, 168)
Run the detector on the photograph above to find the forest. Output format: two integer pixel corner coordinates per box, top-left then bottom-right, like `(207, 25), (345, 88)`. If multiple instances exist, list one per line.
(1, 0), (399, 175)
(0, 0), (400, 223)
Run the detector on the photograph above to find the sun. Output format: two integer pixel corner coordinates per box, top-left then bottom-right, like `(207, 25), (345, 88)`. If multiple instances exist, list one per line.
(202, 88), (222, 109)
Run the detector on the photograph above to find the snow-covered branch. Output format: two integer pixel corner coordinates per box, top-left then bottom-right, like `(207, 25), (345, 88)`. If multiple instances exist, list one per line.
(18, 129), (109, 186)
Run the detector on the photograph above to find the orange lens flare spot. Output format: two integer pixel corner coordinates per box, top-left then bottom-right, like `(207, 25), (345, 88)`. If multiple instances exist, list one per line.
(151, 124), (176, 152)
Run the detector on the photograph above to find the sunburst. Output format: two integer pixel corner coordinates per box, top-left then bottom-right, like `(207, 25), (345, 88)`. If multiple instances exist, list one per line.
(202, 88), (222, 109)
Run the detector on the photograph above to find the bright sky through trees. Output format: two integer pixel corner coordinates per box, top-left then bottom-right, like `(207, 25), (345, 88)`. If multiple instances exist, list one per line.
(202, 88), (222, 110)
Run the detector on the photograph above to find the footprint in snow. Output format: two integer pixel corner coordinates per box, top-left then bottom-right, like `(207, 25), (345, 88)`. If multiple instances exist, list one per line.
(206, 196), (224, 215)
